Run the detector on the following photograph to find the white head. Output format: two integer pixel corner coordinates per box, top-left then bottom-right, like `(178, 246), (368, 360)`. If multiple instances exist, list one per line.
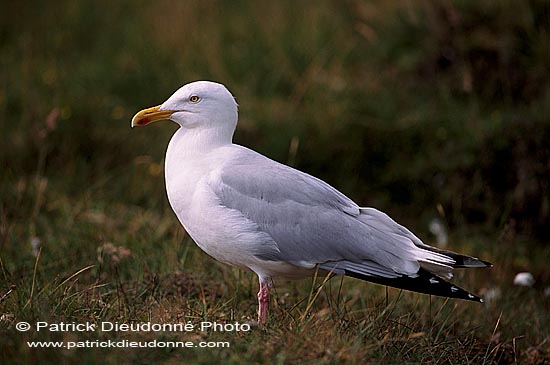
(132, 81), (238, 143)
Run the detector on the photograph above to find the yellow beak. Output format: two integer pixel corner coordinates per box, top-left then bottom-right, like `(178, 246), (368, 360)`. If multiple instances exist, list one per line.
(131, 105), (176, 127)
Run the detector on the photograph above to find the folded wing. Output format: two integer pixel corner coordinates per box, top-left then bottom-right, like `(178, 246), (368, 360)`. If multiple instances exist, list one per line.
(209, 147), (490, 301)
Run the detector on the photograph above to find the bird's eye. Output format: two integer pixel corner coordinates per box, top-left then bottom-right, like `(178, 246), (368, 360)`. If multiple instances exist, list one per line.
(190, 95), (200, 103)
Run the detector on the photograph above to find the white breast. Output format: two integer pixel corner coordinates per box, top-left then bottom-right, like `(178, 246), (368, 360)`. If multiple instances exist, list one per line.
(164, 134), (312, 279)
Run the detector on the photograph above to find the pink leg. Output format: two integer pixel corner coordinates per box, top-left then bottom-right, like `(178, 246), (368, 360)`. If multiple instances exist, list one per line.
(257, 279), (270, 324)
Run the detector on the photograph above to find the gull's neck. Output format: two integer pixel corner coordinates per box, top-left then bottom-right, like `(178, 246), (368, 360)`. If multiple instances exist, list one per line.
(164, 126), (235, 213)
(168, 126), (234, 155)
(165, 127), (235, 179)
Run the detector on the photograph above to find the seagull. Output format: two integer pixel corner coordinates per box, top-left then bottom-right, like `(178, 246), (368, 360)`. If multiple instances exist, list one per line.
(131, 81), (492, 323)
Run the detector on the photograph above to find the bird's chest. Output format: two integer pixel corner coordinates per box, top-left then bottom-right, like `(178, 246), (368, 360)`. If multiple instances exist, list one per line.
(166, 170), (263, 269)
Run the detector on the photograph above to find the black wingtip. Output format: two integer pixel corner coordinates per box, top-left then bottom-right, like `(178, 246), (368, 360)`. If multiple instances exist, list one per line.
(415, 244), (493, 269)
(345, 268), (484, 303)
(458, 257), (493, 268)
(481, 259), (493, 267)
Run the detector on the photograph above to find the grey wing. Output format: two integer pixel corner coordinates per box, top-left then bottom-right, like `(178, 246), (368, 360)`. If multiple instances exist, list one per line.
(213, 149), (360, 217)
(208, 150), (453, 278)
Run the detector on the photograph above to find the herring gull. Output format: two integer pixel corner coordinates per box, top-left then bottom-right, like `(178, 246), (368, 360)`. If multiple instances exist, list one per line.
(131, 81), (492, 323)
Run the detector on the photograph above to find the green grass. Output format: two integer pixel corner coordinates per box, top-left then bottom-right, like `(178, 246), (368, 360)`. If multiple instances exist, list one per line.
(1, 0), (549, 363)
(0, 211), (548, 364)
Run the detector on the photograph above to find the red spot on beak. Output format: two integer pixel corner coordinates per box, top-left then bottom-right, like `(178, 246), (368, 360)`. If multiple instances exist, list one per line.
(137, 118), (150, 126)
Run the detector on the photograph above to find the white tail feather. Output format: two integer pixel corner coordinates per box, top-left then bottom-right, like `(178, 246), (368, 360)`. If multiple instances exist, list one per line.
(415, 247), (455, 279)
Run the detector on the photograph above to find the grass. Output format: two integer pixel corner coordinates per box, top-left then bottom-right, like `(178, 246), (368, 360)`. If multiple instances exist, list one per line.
(0, 213), (548, 364)
(1, 0), (549, 363)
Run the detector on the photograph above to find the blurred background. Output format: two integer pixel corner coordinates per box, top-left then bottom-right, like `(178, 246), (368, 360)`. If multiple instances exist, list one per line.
(2, 0), (549, 241)
(0, 0), (549, 362)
